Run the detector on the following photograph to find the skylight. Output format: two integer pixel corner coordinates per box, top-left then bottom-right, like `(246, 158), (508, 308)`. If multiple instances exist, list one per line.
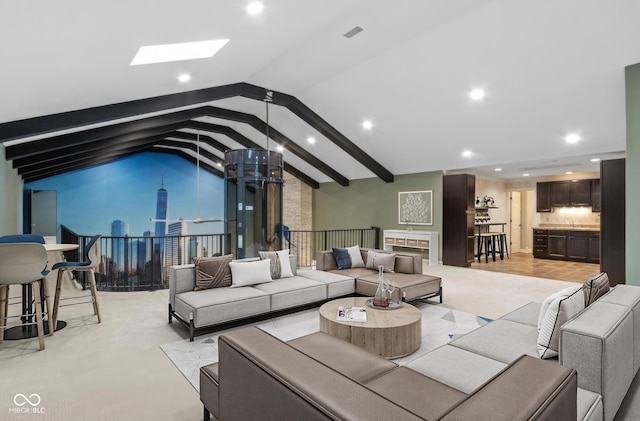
(130, 39), (230, 66)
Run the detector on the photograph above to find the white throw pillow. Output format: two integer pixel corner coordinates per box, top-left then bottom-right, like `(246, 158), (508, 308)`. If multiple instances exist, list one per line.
(277, 249), (294, 278)
(537, 286), (581, 331)
(346, 245), (365, 268)
(229, 259), (273, 287)
(537, 286), (585, 359)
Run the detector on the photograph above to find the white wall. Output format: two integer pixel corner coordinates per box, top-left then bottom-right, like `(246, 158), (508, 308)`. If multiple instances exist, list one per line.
(0, 145), (23, 235)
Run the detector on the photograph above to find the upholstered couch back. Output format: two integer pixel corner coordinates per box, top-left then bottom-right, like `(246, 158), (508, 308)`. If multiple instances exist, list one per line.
(315, 247), (422, 274)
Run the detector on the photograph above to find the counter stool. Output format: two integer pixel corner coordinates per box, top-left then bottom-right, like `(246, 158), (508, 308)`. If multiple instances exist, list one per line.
(477, 233), (497, 263)
(51, 235), (102, 326)
(494, 233), (510, 260)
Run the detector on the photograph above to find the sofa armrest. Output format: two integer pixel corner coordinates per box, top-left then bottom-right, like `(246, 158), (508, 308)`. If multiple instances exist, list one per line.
(560, 301), (634, 421)
(441, 355), (577, 421)
(315, 250), (337, 271)
(169, 264), (196, 308)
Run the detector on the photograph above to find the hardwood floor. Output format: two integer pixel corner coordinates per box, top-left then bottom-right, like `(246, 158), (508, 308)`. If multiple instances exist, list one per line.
(470, 252), (601, 283)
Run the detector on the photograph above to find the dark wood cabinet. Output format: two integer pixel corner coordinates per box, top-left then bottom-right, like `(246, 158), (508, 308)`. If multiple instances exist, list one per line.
(536, 182), (552, 212)
(600, 159), (625, 286)
(536, 179), (597, 211)
(591, 179), (601, 212)
(548, 230), (567, 258)
(443, 174), (475, 267)
(570, 179), (592, 206)
(551, 181), (571, 207)
(567, 231), (588, 261)
(534, 228), (599, 263)
(533, 229), (548, 258)
(588, 232), (600, 264)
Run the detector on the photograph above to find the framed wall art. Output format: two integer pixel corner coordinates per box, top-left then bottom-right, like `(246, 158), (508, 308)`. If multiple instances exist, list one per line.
(398, 190), (433, 226)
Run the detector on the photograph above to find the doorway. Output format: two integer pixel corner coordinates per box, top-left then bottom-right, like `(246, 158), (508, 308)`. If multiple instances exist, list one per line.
(510, 191), (521, 252)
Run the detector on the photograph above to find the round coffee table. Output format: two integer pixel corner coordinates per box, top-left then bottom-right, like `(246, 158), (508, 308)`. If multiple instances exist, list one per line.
(319, 297), (422, 359)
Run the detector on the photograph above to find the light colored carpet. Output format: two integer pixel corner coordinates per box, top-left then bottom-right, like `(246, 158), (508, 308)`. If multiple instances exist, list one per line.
(160, 304), (491, 391)
(2, 262), (638, 420)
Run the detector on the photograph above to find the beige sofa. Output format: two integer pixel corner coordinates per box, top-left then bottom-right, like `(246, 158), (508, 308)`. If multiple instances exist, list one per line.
(313, 247), (442, 302)
(200, 284), (640, 420)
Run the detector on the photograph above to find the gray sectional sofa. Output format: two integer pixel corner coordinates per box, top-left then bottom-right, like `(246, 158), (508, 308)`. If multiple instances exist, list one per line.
(169, 248), (441, 341)
(200, 284), (640, 420)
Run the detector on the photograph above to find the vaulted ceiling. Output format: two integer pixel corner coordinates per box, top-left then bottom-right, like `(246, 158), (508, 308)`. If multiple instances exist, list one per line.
(1, 0), (638, 185)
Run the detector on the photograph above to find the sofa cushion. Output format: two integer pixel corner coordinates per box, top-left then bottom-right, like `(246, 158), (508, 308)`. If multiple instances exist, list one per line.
(288, 331), (397, 383)
(537, 286), (585, 359)
(332, 247), (351, 270)
(500, 302), (541, 327)
(582, 272), (610, 307)
(346, 245), (365, 268)
(229, 259), (273, 287)
(577, 388), (603, 421)
(193, 254), (233, 290)
(537, 286), (582, 330)
(296, 270), (355, 298)
(174, 287), (270, 327)
(356, 272), (441, 302)
(405, 344), (507, 394)
(252, 276), (326, 311)
(449, 319), (540, 364)
(365, 367), (466, 420)
(366, 250), (396, 272)
(258, 249), (294, 279)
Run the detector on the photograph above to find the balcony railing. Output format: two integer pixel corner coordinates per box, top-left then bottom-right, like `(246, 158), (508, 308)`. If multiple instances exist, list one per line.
(285, 227), (380, 267)
(60, 225), (230, 291)
(59, 225), (379, 290)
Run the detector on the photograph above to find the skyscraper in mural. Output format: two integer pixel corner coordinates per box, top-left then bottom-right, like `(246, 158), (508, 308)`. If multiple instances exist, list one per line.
(153, 178), (168, 283)
(111, 219), (130, 285)
(154, 177), (168, 238)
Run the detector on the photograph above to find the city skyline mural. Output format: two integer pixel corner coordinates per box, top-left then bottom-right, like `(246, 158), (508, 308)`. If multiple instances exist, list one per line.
(25, 152), (225, 237)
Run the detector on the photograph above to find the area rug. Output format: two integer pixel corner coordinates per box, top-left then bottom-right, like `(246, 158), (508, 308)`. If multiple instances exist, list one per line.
(160, 302), (491, 391)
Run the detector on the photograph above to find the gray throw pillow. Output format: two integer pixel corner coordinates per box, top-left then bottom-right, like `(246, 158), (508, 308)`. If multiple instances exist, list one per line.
(582, 272), (610, 306)
(193, 254), (233, 291)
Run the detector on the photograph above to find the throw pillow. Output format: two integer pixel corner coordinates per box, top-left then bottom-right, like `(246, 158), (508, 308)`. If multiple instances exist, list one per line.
(192, 254), (233, 291)
(536, 286), (581, 331)
(374, 253), (396, 273)
(582, 272), (610, 307)
(229, 259), (273, 287)
(346, 245), (365, 268)
(537, 286), (585, 359)
(258, 249), (294, 279)
(333, 247), (351, 270)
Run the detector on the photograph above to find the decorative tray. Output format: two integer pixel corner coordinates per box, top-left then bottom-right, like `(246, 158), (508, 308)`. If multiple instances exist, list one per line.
(365, 298), (403, 310)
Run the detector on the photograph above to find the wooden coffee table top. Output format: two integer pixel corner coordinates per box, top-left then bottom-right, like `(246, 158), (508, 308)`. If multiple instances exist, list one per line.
(319, 297), (422, 358)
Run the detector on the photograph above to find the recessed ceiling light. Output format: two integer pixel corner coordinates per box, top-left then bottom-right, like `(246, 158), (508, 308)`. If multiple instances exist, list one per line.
(590, 158), (601, 162)
(362, 120), (373, 130)
(217, 162), (223, 168)
(177, 74), (191, 83)
(564, 133), (581, 144)
(130, 39), (229, 66)
(469, 88), (486, 101)
(494, 168), (502, 172)
(566, 171), (573, 175)
(246, 2), (264, 15)
(276, 145), (284, 152)
(462, 150), (473, 158)
(523, 173), (530, 177)
(307, 137), (316, 144)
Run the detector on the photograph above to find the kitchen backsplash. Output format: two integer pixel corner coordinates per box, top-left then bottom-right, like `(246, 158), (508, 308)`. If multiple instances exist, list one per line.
(536, 206), (600, 227)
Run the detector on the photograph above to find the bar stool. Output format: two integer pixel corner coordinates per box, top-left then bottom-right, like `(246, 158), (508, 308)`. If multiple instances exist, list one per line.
(494, 233), (510, 260)
(51, 235), (102, 326)
(0, 243), (54, 350)
(477, 233), (497, 263)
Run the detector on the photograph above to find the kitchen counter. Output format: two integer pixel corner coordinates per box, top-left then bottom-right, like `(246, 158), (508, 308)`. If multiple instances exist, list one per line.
(534, 225), (600, 232)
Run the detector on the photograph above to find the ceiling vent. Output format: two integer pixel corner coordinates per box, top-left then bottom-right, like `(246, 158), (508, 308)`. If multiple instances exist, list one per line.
(343, 26), (364, 38)
(520, 163), (582, 171)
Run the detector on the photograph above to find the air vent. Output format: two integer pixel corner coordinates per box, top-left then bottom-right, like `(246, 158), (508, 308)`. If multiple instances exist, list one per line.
(343, 26), (364, 38)
(521, 163), (582, 171)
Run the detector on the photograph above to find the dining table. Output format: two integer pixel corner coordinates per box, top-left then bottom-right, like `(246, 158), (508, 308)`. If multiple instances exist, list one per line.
(3, 243), (79, 340)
